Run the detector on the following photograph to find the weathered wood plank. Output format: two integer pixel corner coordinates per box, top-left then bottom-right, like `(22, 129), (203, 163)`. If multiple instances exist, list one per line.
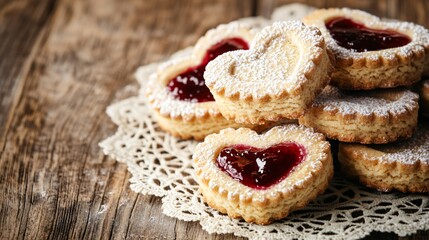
(1, 0), (428, 239)
(0, 0), (251, 239)
(0, 0), (56, 147)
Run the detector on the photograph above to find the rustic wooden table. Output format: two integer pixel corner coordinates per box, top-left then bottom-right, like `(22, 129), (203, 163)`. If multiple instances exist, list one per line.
(1, 0), (429, 239)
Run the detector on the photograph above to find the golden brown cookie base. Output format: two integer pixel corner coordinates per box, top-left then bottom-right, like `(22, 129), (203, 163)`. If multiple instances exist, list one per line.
(331, 62), (424, 90)
(193, 125), (333, 224)
(153, 110), (277, 141)
(214, 60), (332, 125)
(338, 141), (429, 193)
(299, 108), (418, 144)
(299, 87), (419, 144)
(199, 163), (333, 224)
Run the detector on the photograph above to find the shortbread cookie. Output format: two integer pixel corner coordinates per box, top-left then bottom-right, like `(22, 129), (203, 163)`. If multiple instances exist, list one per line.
(338, 121), (429, 193)
(303, 8), (429, 90)
(146, 21), (268, 140)
(205, 21), (332, 124)
(299, 86), (419, 144)
(193, 125), (333, 224)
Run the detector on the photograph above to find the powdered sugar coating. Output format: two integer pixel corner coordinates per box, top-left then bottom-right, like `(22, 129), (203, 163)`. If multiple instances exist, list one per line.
(146, 20), (264, 120)
(147, 68), (221, 120)
(303, 8), (429, 62)
(204, 21), (326, 99)
(312, 86), (419, 117)
(194, 124), (330, 201)
(369, 122), (429, 165)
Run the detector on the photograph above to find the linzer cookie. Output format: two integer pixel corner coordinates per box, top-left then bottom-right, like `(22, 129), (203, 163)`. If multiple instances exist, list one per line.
(145, 20), (270, 140)
(338, 121), (429, 193)
(204, 21), (332, 124)
(193, 125), (333, 224)
(303, 8), (429, 90)
(299, 86), (419, 144)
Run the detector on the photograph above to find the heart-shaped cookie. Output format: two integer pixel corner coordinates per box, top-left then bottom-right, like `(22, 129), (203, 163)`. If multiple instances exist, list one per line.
(303, 8), (429, 90)
(193, 125), (333, 224)
(338, 121), (429, 193)
(299, 86), (419, 144)
(204, 21), (332, 124)
(145, 20), (273, 140)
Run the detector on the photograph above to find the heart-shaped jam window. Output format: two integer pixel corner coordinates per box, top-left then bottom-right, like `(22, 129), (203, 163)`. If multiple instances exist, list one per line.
(216, 142), (306, 189)
(167, 38), (249, 102)
(326, 17), (411, 52)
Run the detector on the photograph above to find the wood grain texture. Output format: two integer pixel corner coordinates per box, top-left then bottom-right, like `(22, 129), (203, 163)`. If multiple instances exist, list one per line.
(0, 0), (56, 148)
(0, 0), (250, 239)
(0, 0), (428, 239)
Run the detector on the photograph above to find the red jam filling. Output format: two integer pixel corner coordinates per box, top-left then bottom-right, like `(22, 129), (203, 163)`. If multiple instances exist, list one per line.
(326, 17), (411, 52)
(167, 38), (249, 102)
(216, 142), (307, 190)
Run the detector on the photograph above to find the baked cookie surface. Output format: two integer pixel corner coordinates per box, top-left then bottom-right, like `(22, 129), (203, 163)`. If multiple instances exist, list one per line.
(303, 8), (429, 90)
(204, 21), (332, 124)
(338, 121), (429, 193)
(193, 125), (333, 224)
(299, 86), (419, 144)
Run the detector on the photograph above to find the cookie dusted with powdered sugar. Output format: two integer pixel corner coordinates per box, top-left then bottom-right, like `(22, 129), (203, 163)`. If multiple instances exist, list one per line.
(338, 121), (429, 193)
(145, 19), (273, 140)
(303, 8), (429, 90)
(299, 86), (419, 144)
(193, 125), (333, 224)
(204, 21), (332, 124)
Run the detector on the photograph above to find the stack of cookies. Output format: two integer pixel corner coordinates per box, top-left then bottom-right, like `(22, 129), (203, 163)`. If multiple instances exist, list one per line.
(302, 9), (429, 194)
(139, 8), (429, 225)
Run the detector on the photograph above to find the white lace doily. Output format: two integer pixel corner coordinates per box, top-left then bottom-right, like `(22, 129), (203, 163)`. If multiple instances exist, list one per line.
(100, 4), (429, 239)
(100, 96), (429, 240)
